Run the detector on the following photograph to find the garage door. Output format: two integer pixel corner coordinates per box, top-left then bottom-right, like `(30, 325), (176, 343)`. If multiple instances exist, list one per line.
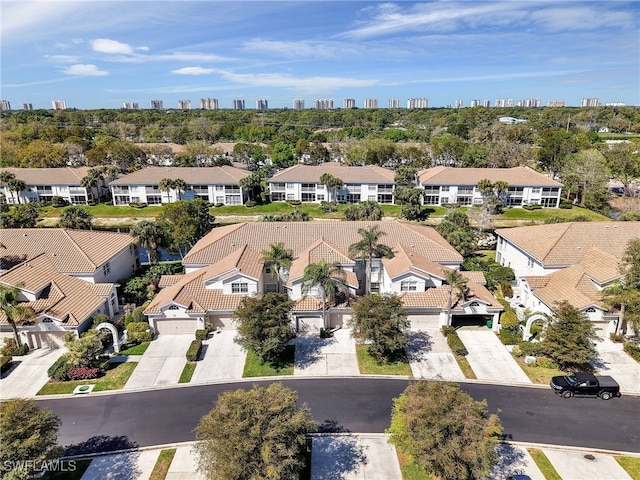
(297, 316), (324, 332)
(329, 312), (351, 329)
(154, 319), (197, 335)
(407, 314), (439, 329)
(209, 316), (237, 330)
(28, 331), (66, 349)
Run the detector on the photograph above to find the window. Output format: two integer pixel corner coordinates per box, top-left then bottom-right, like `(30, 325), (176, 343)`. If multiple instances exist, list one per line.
(531, 187), (541, 194)
(103, 262), (111, 276)
(301, 192), (316, 202)
(424, 195), (439, 205)
(317, 194), (325, 201)
(368, 195), (377, 201)
(232, 282), (248, 293)
(265, 284), (278, 293)
(527, 257), (534, 268)
(371, 282), (380, 294)
(168, 305), (179, 310)
(585, 307), (596, 313)
(441, 186), (449, 192)
(469, 301), (480, 307)
(272, 192), (285, 201)
(42, 318), (53, 323)
(400, 281), (417, 292)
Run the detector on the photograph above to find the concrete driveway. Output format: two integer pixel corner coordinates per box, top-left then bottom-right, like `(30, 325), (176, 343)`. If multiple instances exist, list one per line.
(294, 328), (359, 376)
(405, 327), (465, 380)
(456, 328), (531, 384)
(490, 444), (545, 480)
(0, 346), (66, 399)
(123, 335), (193, 390)
(191, 330), (246, 383)
(542, 448), (631, 480)
(593, 338), (640, 394)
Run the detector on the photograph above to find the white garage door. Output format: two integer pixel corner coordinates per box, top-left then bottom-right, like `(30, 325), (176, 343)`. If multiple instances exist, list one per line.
(209, 316), (237, 330)
(407, 314), (439, 329)
(297, 316), (324, 332)
(154, 319), (197, 335)
(28, 331), (66, 349)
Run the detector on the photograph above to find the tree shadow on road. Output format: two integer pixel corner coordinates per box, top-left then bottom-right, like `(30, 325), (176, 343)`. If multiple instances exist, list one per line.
(64, 435), (139, 456)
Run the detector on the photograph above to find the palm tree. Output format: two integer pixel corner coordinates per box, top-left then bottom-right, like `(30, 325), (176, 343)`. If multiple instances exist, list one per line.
(58, 205), (93, 230)
(444, 270), (468, 327)
(81, 170), (101, 204)
(0, 284), (36, 347)
(0, 171), (16, 203)
(301, 260), (349, 328)
(348, 226), (394, 294)
(260, 242), (293, 293)
(173, 178), (187, 201)
(158, 177), (175, 203)
(7, 178), (27, 205)
(130, 220), (168, 264)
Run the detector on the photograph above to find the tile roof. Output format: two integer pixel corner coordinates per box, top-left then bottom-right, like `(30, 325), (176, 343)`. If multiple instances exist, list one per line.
(0, 254), (113, 326)
(109, 166), (250, 185)
(183, 221), (462, 268)
(460, 271), (487, 285)
(417, 166), (562, 187)
(496, 222), (640, 267)
(383, 244), (452, 280)
(0, 167), (91, 186)
(0, 228), (134, 273)
(288, 239), (357, 285)
(269, 164), (396, 183)
(398, 281), (502, 311)
(525, 266), (604, 311)
(292, 296), (324, 312)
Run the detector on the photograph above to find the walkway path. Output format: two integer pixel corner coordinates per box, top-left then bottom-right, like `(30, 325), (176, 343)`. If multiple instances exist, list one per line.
(457, 328), (532, 384)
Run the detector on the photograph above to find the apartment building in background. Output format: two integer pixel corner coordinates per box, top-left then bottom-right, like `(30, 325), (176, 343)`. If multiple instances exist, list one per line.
(200, 98), (219, 110)
(314, 99), (334, 110)
(582, 98), (600, 107)
(0, 100), (11, 111)
(547, 100), (565, 107)
(51, 100), (67, 110)
(407, 98), (428, 109)
(233, 99), (245, 110)
(388, 98), (401, 108)
(364, 98), (378, 109)
(178, 99), (191, 110)
(150, 100), (164, 110)
(122, 102), (139, 110)
(293, 99), (305, 110)
(256, 99), (268, 110)
(343, 98), (356, 109)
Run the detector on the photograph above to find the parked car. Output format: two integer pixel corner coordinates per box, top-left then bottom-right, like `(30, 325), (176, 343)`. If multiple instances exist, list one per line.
(550, 372), (621, 400)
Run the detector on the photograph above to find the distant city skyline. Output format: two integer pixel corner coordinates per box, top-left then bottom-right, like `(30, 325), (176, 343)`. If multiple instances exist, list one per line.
(1, 1), (638, 109)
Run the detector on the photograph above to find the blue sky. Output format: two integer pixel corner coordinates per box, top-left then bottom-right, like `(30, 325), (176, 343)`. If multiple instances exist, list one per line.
(1, 1), (638, 110)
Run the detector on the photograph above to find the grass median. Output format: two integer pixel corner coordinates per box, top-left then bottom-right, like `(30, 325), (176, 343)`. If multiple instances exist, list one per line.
(242, 345), (295, 377)
(37, 362), (137, 395)
(355, 344), (412, 375)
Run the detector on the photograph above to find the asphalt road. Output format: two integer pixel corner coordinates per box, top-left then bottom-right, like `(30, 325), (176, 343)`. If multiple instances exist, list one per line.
(38, 379), (640, 454)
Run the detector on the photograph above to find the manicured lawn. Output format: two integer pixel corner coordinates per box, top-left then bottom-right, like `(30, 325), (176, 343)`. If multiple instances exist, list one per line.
(514, 356), (564, 384)
(242, 345), (295, 377)
(40, 203), (163, 218)
(455, 355), (477, 379)
(396, 449), (433, 480)
(41, 459), (92, 480)
(149, 448), (176, 480)
(178, 362), (196, 383)
(528, 449), (562, 480)
(115, 342), (150, 356)
(615, 456), (640, 478)
(500, 206), (610, 222)
(355, 344), (412, 375)
(37, 362), (137, 395)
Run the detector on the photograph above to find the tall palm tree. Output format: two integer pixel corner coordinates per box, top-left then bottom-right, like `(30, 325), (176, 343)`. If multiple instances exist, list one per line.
(58, 205), (93, 230)
(0, 171), (16, 203)
(173, 178), (187, 201)
(444, 270), (468, 327)
(129, 220), (167, 264)
(0, 284), (36, 347)
(158, 177), (175, 203)
(348, 225), (394, 294)
(81, 170), (100, 203)
(301, 260), (349, 328)
(260, 242), (293, 293)
(7, 178), (27, 205)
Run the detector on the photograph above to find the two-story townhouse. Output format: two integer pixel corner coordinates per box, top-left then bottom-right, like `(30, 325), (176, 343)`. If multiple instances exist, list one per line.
(418, 166), (563, 207)
(0, 167), (104, 205)
(268, 164), (396, 204)
(109, 166), (251, 205)
(0, 253), (119, 349)
(495, 222), (640, 334)
(145, 221), (503, 334)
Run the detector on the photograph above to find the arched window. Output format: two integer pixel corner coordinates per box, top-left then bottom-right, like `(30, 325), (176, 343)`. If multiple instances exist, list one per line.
(470, 301), (480, 307)
(585, 307), (596, 313)
(167, 305), (179, 310)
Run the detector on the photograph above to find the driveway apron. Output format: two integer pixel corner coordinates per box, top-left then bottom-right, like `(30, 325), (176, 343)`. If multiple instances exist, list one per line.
(191, 330), (246, 382)
(405, 327), (465, 380)
(294, 328), (359, 376)
(0, 346), (66, 399)
(456, 328), (531, 384)
(123, 335), (192, 390)
(543, 449), (632, 480)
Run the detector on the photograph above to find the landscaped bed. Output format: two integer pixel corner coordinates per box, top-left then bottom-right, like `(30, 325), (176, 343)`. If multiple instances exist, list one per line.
(37, 362), (137, 395)
(115, 342), (150, 356)
(178, 362), (196, 383)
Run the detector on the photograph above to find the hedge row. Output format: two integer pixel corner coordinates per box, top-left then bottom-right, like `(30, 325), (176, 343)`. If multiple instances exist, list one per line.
(195, 329), (209, 341)
(0, 355), (12, 374)
(186, 340), (203, 362)
(624, 342), (640, 362)
(446, 333), (468, 356)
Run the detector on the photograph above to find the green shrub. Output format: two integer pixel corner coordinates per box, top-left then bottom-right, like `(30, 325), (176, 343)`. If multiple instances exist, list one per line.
(610, 332), (625, 343)
(499, 280), (513, 298)
(1, 338), (29, 356)
(619, 211), (640, 221)
(446, 333), (467, 356)
(623, 342), (640, 361)
(195, 329), (209, 341)
(499, 329), (521, 345)
(125, 306), (147, 326)
(215, 202), (224, 208)
(512, 345), (523, 357)
(245, 200), (257, 208)
(0, 355), (12, 373)
(441, 326), (456, 337)
(320, 200), (338, 213)
(523, 204), (542, 210)
(127, 322), (153, 343)
(320, 327), (333, 338)
(48, 354), (72, 381)
(287, 200), (302, 206)
(517, 341), (546, 357)
(500, 310), (519, 331)
(51, 196), (68, 207)
(536, 357), (559, 369)
(559, 199), (573, 209)
(128, 202), (147, 209)
(186, 339), (202, 361)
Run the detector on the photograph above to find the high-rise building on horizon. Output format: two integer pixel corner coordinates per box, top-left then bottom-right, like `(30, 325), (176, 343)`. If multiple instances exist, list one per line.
(604, 102), (626, 107)
(233, 99), (245, 110)
(483, 99), (491, 108)
(314, 99), (334, 110)
(547, 100), (565, 107)
(256, 99), (268, 110)
(200, 98), (219, 110)
(150, 100), (164, 110)
(582, 97), (599, 107)
(0, 100), (11, 111)
(51, 100), (66, 110)
(364, 98), (378, 109)
(388, 98), (401, 109)
(22, 103), (33, 110)
(507, 99), (514, 107)
(343, 98), (356, 109)
(454, 99), (463, 109)
(178, 99), (191, 110)
(122, 102), (139, 110)
(470, 99), (480, 107)
(407, 98), (428, 109)
(293, 99), (305, 110)
(495, 99), (506, 107)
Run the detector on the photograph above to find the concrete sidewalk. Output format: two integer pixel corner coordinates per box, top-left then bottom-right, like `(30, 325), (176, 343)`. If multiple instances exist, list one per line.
(0, 346), (66, 399)
(406, 327), (465, 380)
(457, 328), (532, 384)
(294, 328), (359, 376)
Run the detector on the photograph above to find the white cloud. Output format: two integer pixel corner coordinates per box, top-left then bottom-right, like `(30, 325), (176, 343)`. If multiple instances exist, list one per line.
(91, 38), (134, 55)
(63, 64), (108, 76)
(172, 66), (215, 75)
(136, 46), (149, 52)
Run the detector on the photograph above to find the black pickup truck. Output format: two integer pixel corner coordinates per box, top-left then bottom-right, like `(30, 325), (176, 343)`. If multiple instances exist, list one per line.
(550, 372), (621, 400)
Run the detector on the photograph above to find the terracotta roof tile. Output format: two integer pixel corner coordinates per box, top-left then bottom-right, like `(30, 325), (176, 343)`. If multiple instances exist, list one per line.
(460, 271), (487, 285)
(417, 166), (562, 187)
(109, 165), (250, 185)
(526, 266), (604, 310)
(0, 167), (91, 185)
